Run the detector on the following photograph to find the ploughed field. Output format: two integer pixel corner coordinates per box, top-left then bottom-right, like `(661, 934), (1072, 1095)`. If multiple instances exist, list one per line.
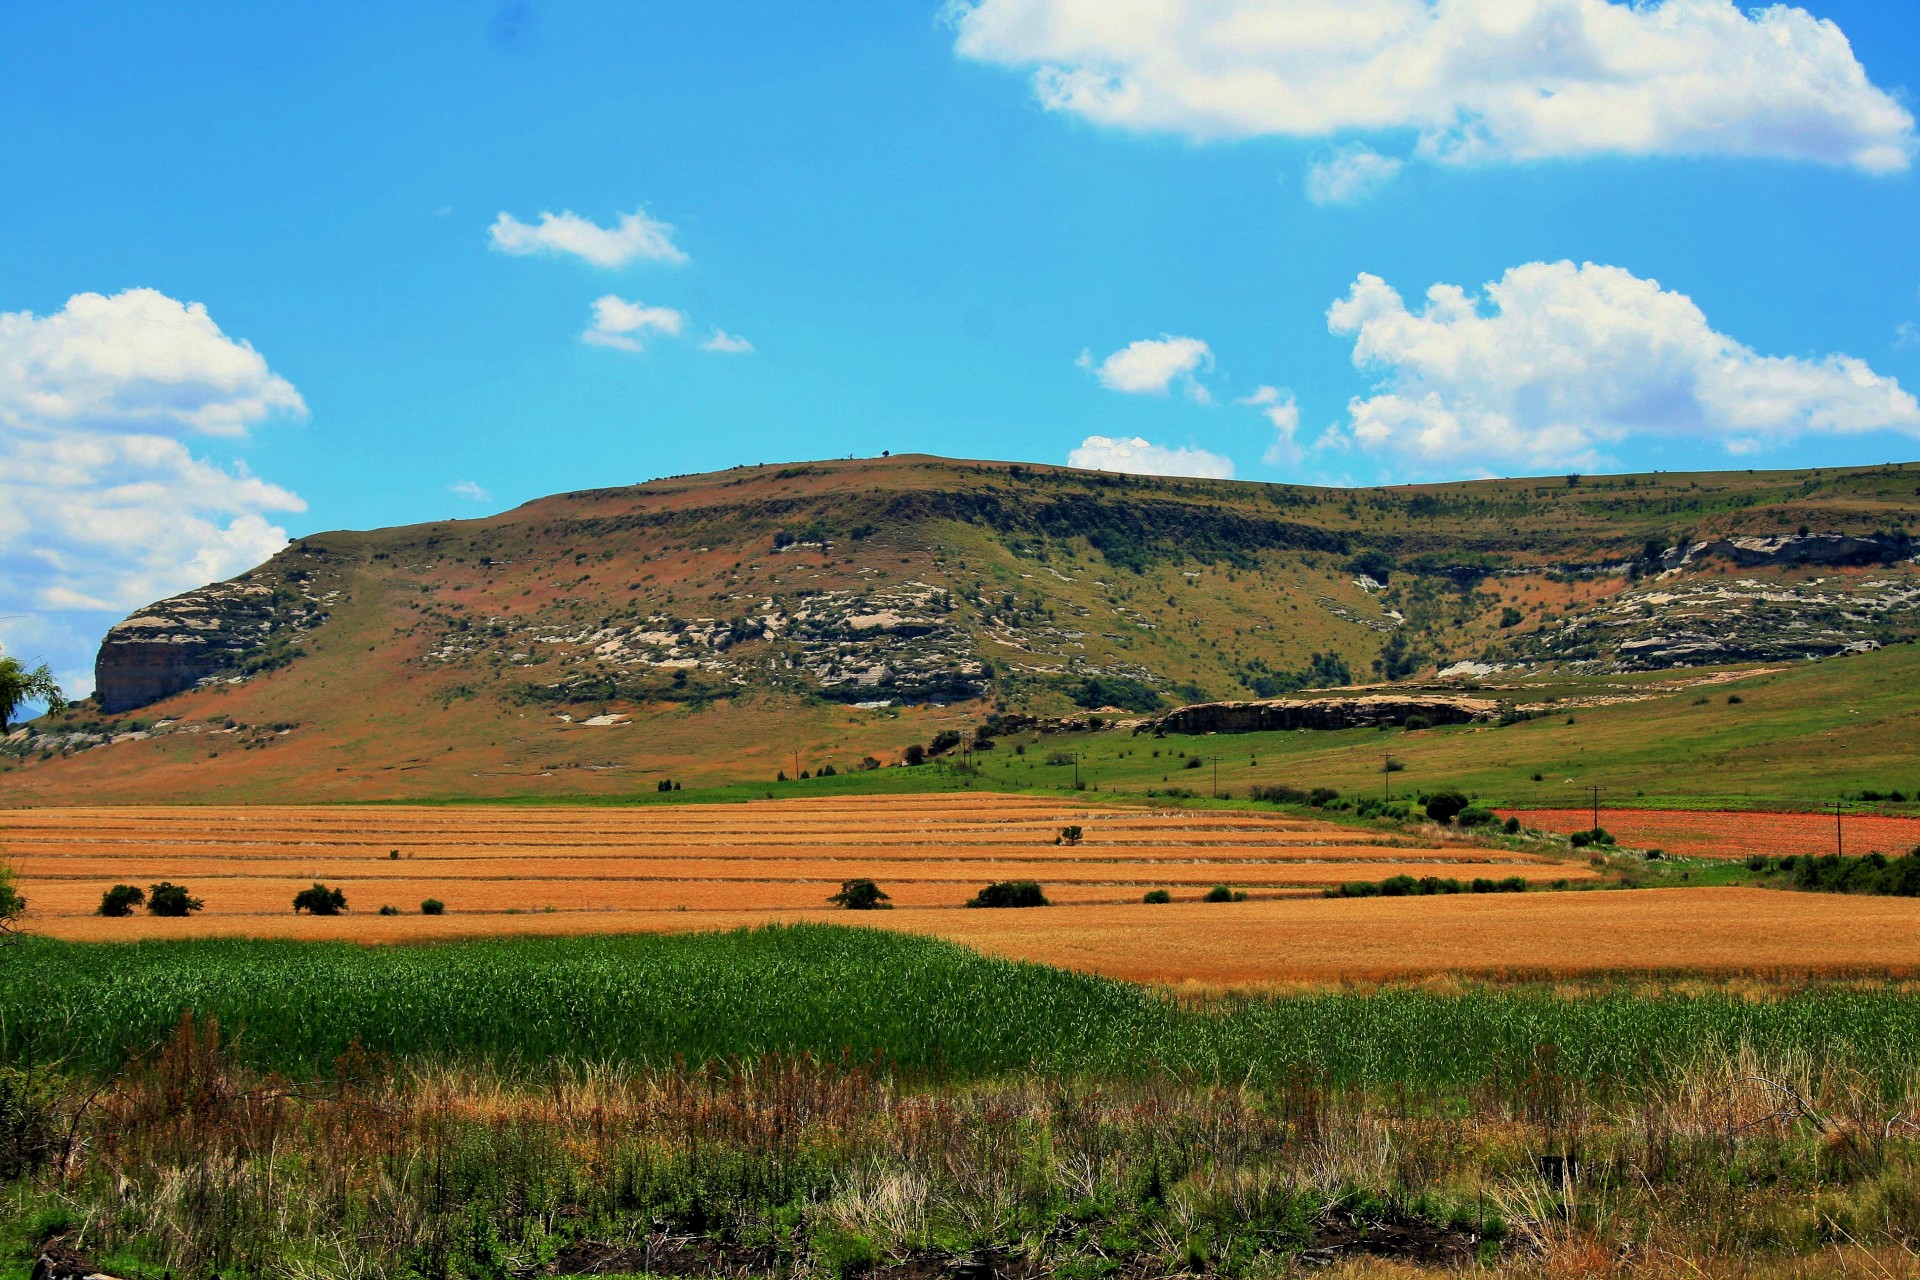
(1509, 806), (1920, 859)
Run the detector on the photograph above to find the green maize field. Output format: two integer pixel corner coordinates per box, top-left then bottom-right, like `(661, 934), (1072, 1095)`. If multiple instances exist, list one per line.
(9, 924), (1920, 1086)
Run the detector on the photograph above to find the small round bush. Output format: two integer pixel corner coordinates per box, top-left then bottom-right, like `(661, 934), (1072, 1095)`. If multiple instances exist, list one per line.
(293, 883), (347, 915)
(1142, 889), (1172, 904)
(966, 880), (1048, 908)
(1456, 806), (1498, 828)
(1203, 885), (1235, 903)
(145, 882), (203, 917)
(378, 904), (400, 916)
(98, 884), (145, 917)
(1422, 790), (1471, 824)
(828, 878), (891, 910)
(1502, 816), (1522, 834)
(420, 898), (446, 915)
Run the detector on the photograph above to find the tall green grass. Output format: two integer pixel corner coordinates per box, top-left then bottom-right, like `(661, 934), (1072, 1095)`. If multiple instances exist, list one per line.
(9, 924), (1920, 1084)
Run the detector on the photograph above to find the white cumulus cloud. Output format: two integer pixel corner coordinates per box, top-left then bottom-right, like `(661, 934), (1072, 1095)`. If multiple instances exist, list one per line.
(950, 0), (1914, 173)
(701, 328), (755, 354)
(490, 207), (689, 268)
(1068, 434), (1236, 479)
(0, 289), (308, 696)
(1080, 335), (1213, 400)
(582, 296), (687, 352)
(0, 288), (306, 437)
(1325, 261), (1920, 472)
(1306, 145), (1404, 205)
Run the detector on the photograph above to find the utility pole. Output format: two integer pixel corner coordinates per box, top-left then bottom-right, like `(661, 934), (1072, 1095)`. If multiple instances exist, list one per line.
(1590, 785), (1600, 834)
(1836, 798), (1844, 858)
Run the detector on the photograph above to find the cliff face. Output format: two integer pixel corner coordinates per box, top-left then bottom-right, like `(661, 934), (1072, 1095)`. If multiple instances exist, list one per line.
(1142, 694), (1500, 735)
(93, 568), (338, 713)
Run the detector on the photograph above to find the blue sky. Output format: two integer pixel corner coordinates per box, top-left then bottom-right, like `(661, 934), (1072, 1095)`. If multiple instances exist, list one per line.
(3, 1), (1919, 693)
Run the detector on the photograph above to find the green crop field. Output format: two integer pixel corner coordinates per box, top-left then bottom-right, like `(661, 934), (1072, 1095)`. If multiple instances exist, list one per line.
(10, 925), (1920, 1087)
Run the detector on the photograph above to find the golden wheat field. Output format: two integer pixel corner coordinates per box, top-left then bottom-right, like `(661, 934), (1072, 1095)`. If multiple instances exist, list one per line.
(2, 794), (1572, 926)
(11, 795), (1919, 981)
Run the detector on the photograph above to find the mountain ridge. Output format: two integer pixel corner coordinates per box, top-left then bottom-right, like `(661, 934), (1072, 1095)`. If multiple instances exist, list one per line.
(9, 453), (1920, 802)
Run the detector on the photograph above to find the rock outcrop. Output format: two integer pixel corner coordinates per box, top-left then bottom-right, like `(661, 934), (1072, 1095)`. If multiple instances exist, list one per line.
(94, 574), (335, 713)
(1682, 532), (1913, 570)
(1139, 694), (1500, 735)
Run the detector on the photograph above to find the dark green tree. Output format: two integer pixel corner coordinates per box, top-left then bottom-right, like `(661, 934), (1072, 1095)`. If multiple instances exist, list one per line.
(0, 658), (64, 733)
(827, 878), (891, 910)
(293, 883), (347, 915)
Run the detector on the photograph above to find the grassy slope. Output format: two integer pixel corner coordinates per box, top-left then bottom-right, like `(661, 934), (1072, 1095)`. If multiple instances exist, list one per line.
(432, 640), (1920, 812)
(960, 642), (1920, 810)
(9, 455), (1920, 804)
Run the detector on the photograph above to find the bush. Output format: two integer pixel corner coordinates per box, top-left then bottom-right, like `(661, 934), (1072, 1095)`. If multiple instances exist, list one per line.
(1791, 851), (1920, 897)
(146, 882), (203, 917)
(657, 779), (675, 792)
(1308, 787), (1339, 808)
(818, 764), (837, 777)
(1252, 784), (1309, 805)
(927, 730), (964, 757)
(1403, 714), (1432, 731)
(903, 744), (926, 767)
(421, 898), (446, 915)
(98, 884), (145, 917)
(1203, 885), (1235, 903)
(1456, 806), (1498, 828)
(1184, 756), (1203, 770)
(1142, 889), (1172, 904)
(828, 878), (892, 910)
(1422, 789), (1471, 824)
(966, 881), (1048, 908)
(1056, 825), (1083, 846)
(1747, 854), (1770, 872)
(1379, 875), (1420, 897)
(378, 905), (400, 916)
(293, 883), (347, 915)
(1502, 816), (1522, 834)
(1069, 674), (1163, 713)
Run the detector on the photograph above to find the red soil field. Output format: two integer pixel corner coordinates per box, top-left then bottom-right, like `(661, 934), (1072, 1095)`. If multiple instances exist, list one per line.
(1508, 808), (1920, 860)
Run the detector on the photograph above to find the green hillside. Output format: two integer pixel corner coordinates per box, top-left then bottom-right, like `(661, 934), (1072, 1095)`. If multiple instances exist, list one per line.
(7, 454), (1920, 803)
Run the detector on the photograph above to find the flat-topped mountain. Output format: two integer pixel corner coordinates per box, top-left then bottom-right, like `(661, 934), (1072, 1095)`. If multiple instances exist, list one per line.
(11, 454), (1920, 801)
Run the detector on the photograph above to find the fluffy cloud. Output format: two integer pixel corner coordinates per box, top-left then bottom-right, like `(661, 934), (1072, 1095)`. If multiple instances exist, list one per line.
(490, 207), (688, 268)
(1326, 261), (1920, 471)
(1306, 145), (1404, 205)
(449, 480), (492, 502)
(1237, 385), (1303, 464)
(1068, 434), (1235, 478)
(950, 0), (1914, 173)
(701, 328), (755, 354)
(582, 296), (687, 352)
(0, 290), (306, 697)
(0, 288), (305, 437)
(1080, 335), (1213, 399)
